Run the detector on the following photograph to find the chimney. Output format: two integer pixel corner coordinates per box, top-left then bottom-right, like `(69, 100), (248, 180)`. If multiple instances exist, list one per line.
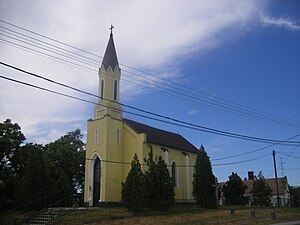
(248, 171), (254, 180)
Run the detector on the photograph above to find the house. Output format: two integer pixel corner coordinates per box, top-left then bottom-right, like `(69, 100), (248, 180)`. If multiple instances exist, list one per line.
(83, 29), (199, 206)
(219, 172), (291, 207)
(243, 176), (291, 207)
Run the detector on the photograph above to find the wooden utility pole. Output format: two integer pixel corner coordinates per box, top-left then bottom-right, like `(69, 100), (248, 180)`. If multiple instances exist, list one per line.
(272, 150), (280, 208)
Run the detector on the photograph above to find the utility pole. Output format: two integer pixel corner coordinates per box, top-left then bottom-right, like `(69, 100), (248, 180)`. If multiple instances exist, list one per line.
(272, 150), (280, 208)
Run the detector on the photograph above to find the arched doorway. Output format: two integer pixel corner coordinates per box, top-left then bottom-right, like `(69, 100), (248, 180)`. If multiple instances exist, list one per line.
(93, 157), (101, 206)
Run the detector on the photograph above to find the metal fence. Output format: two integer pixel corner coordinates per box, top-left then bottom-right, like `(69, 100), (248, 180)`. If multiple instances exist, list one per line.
(51, 207), (131, 225)
(0, 207), (130, 225)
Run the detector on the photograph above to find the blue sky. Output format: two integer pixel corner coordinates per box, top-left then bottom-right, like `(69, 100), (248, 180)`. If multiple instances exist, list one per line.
(0, 0), (299, 185)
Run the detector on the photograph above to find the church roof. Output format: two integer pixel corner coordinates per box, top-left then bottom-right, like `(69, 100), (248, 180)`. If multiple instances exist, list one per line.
(101, 33), (119, 70)
(124, 118), (199, 154)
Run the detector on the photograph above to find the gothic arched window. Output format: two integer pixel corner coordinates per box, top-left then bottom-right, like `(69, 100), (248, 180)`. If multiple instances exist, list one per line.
(113, 80), (118, 101)
(100, 79), (104, 99)
(171, 161), (177, 187)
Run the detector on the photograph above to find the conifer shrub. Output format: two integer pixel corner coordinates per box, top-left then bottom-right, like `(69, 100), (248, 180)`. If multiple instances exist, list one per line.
(144, 153), (175, 210)
(121, 154), (145, 212)
(122, 152), (175, 211)
(192, 145), (217, 208)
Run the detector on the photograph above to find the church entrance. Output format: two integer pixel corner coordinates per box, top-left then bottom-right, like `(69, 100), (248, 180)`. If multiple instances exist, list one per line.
(93, 157), (101, 206)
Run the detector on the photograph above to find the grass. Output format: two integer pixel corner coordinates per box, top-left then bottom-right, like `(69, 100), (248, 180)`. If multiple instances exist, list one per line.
(2, 205), (300, 225)
(83, 206), (300, 225)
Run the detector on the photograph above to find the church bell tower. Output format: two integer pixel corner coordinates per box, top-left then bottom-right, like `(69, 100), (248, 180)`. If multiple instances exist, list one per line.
(94, 26), (122, 120)
(84, 26), (124, 206)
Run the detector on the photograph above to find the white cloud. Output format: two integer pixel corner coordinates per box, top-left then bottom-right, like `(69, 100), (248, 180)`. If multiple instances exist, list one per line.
(188, 109), (199, 116)
(0, 0), (267, 142)
(260, 13), (300, 30)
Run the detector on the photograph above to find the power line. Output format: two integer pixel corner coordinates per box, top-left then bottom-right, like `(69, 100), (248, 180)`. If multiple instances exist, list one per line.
(1, 19), (299, 129)
(0, 73), (298, 173)
(212, 133), (300, 161)
(85, 153), (271, 168)
(1, 63), (300, 146)
(278, 149), (300, 161)
(212, 153), (270, 167)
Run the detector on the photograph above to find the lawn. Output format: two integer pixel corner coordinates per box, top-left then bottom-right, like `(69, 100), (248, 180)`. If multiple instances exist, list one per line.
(83, 206), (300, 225)
(2, 205), (300, 225)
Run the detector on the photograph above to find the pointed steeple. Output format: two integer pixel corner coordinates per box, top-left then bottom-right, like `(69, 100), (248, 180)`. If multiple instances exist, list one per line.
(95, 26), (122, 120)
(101, 26), (119, 71)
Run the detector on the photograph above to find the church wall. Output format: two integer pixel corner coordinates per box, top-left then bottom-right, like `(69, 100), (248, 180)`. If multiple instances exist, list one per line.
(102, 117), (123, 202)
(84, 118), (108, 205)
(149, 143), (197, 202)
(84, 116), (125, 204)
(121, 123), (147, 181)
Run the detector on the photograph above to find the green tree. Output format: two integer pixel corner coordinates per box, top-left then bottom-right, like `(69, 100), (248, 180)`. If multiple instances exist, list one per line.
(16, 144), (48, 210)
(46, 159), (72, 206)
(122, 154), (145, 211)
(15, 143), (72, 208)
(251, 173), (272, 207)
(45, 129), (85, 204)
(223, 172), (247, 205)
(0, 119), (26, 170)
(192, 145), (216, 208)
(13, 143), (35, 180)
(289, 185), (300, 207)
(144, 151), (175, 210)
(0, 119), (26, 210)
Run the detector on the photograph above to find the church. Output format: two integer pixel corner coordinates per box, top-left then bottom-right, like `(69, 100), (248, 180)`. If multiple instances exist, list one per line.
(84, 28), (199, 206)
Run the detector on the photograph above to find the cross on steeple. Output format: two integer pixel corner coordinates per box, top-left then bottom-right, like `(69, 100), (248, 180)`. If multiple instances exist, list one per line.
(109, 24), (114, 36)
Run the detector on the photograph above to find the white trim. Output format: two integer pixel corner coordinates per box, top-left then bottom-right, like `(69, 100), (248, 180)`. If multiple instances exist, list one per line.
(88, 153), (102, 206)
(184, 155), (190, 199)
(164, 150), (169, 167)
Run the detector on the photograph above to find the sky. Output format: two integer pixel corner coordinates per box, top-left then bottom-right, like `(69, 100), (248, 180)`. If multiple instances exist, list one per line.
(0, 0), (300, 185)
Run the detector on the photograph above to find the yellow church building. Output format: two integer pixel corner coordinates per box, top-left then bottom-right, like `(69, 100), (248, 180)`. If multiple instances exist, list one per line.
(84, 29), (199, 206)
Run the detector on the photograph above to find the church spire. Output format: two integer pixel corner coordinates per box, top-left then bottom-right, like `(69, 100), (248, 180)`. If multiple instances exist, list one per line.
(101, 25), (119, 71)
(95, 26), (122, 120)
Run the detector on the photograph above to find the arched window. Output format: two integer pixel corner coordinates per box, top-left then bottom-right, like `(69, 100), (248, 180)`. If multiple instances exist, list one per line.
(93, 157), (101, 206)
(171, 161), (177, 187)
(100, 79), (104, 99)
(113, 80), (118, 101)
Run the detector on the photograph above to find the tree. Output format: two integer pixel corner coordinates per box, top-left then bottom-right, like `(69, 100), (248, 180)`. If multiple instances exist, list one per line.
(223, 172), (247, 205)
(192, 145), (216, 208)
(0, 119), (26, 210)
(251, 172), (272, 207)
(44, 129), (85, 204)
(0, 119), (26, 170)
(289, 185), (300, 207)
(144, 151), (175, 210)
(122, 154), (145, 211)
(16, 145), (48, 210)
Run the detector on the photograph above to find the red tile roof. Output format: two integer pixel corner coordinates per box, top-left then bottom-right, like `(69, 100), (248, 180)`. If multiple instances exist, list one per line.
(219, 177), (288, 196)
